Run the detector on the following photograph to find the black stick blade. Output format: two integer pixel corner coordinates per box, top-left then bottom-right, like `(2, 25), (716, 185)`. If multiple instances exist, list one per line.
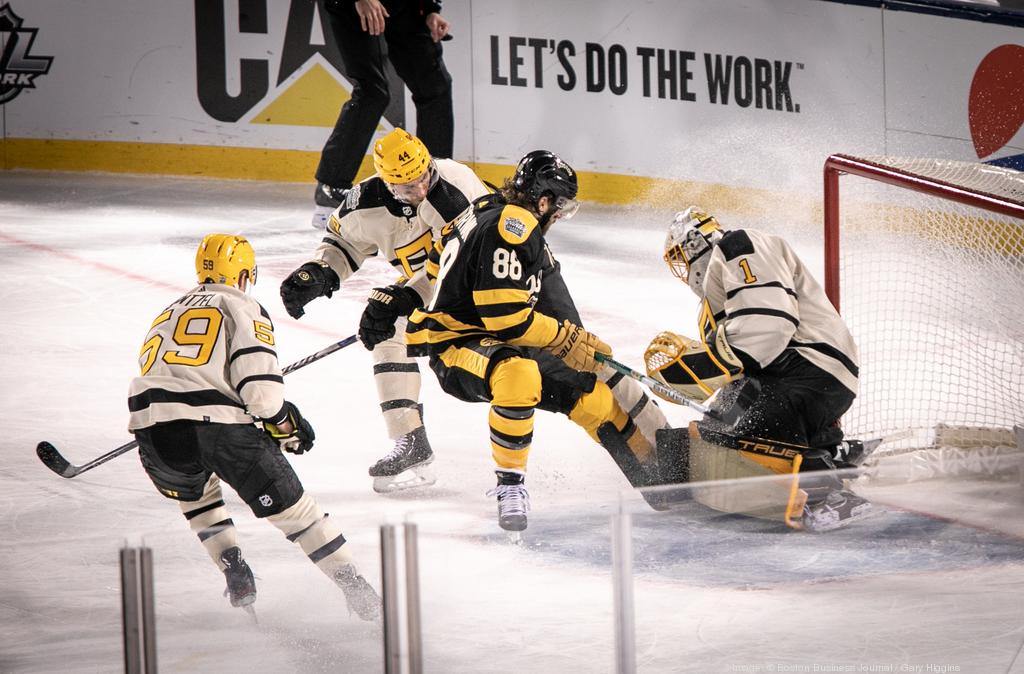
(37, 441), (77, 478)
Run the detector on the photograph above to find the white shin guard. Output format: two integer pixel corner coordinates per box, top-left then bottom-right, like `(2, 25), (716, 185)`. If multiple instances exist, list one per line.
(266, 492), (356, 577)
(180, 475), (238, 569)
(373, 326), (424, 439)
(602, 369), (670, 446)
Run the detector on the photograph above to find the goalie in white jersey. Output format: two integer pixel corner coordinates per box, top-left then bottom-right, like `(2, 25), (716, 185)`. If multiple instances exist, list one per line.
(280, 128), (489, 493)
(647, 207), (872, 531)
(128, 233), (380, 617)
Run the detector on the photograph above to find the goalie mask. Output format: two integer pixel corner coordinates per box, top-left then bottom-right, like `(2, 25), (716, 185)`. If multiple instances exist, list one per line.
(663, 206), (722, 295)
(196, 233), (257, 289)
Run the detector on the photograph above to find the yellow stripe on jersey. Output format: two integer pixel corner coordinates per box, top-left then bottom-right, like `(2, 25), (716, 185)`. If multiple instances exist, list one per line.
(508, 311), (559, 348)
(150, 309), (173, 329)
(407, 309), (491, 347)
(438, 344), (491, 378)
(480, 306), (532, 334)
(496, 205), (539, 245)
(472, 287), (533, 306)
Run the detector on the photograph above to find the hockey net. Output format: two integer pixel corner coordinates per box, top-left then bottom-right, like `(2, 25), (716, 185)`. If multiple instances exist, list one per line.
(823, 154), (1024, 480)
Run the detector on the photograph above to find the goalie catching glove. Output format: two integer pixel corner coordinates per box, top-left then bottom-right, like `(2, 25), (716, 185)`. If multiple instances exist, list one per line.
(545, 319), (612, 373)
(280, 261), (341, 319)
(262, 401), (316, 454)
(644, 328), (743, 402)
(358, 284), (423, 350)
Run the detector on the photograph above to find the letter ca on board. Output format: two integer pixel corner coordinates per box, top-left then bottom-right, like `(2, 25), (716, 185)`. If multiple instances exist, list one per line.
(195, 0), (406, 124)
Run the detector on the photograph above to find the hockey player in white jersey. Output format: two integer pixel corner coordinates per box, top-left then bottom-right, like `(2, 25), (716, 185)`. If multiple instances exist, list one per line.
(128, 233), (380, 617)
(647, 207), (871, 531)
(280, 128), (490, 493)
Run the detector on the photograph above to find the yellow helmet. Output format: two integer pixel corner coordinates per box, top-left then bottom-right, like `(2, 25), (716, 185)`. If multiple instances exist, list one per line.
(195, 233), (257, 287)
(373, 128), (431, 184)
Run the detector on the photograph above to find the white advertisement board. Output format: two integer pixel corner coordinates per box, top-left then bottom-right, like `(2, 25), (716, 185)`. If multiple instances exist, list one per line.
(1, 0), (1020, 202)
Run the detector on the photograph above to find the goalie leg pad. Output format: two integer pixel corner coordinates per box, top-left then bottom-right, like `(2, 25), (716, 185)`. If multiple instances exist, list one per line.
(688, 423), (807, 526)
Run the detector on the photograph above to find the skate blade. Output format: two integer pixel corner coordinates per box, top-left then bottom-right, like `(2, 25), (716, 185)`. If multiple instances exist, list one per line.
(372, 466), (437, 494)
(311, 207), (332, 229)
(241, 603), (258, 624)
(505, 531), (524, 545)
(803, 503), (877, 533)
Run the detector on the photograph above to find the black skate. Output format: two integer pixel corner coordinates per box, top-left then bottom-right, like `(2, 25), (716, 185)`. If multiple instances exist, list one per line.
(334, 564), (381, 621)
(368, 425), (436, 494)
(220, 546), (257, 609)
(486, 471), (530, 533)
(802, 489), (874, 532)
(312, 182), (350, 229)
(830, 438), (877, 467)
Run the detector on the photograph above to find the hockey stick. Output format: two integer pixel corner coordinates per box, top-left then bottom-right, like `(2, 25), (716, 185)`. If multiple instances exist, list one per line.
(597, 353), (724, 419)
(597, 353), (906, 462)
(35, 334), (360, 479)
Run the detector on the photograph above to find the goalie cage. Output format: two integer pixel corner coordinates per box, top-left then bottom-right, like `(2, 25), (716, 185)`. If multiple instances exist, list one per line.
(823, 154), (1024, 482)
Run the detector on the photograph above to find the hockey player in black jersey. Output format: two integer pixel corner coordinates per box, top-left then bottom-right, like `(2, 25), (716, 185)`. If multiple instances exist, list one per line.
(406, 151), (663, 532)
(646, 207), (872, 531)
(129, 234), (380, 617)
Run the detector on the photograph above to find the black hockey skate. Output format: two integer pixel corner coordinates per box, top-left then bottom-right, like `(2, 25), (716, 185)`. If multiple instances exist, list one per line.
(829, 439), (875, 467)
(368, 425), (436, 493)
(312, 182), (350, 229)
(334, 564), (381, 621)
(220, 546), (257, 608)
(802, 489), (873, 532)
(487, 471), (530, 532)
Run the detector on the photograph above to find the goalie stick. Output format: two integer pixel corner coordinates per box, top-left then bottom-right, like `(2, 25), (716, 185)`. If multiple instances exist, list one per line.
(596, 353), (903, 463)
(596, 353), (745, 422)
(36, 334), (360, 479)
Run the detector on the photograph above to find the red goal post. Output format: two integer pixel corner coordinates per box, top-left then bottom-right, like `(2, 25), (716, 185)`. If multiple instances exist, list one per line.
(822, 154), (1024, 466)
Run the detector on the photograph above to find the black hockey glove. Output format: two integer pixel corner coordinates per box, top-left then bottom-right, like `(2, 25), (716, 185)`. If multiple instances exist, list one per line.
(280, 261), (341, 319)
(358, 284), (422, 350)
(262, 401), (316, 454)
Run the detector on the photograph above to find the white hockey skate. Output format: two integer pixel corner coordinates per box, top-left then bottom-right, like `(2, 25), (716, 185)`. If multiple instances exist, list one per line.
(802, 489), (874, 532)
(334, 564), (381, 622)
(368, 426), (437, 494)
(311, 182), (348, 229)
(487, 471), (530, 535)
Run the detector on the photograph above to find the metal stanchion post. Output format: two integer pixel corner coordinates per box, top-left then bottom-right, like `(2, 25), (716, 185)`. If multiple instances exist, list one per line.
(404, 522), (423, 674)
(379, 522), (424, 674)
(611, 506), (636, 674)
(380, 524), (402, 674)
(121, 545), (157, 674)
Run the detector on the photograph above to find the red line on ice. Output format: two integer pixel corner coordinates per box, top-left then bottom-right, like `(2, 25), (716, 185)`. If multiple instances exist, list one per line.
(0, 231), (343, 339)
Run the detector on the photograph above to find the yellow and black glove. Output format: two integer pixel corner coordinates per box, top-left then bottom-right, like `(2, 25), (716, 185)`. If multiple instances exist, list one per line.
(545, 319), (612, 373)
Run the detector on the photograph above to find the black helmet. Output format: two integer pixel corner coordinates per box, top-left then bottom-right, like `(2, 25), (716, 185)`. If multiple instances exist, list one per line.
(511, 150), (579, 203)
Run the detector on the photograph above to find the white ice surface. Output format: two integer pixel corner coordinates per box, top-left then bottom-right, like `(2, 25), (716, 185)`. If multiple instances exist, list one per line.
(1, 171), (1022, 674)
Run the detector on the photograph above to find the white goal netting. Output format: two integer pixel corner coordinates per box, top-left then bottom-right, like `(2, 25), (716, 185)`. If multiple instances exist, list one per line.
(825, 155), (1024, 471)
